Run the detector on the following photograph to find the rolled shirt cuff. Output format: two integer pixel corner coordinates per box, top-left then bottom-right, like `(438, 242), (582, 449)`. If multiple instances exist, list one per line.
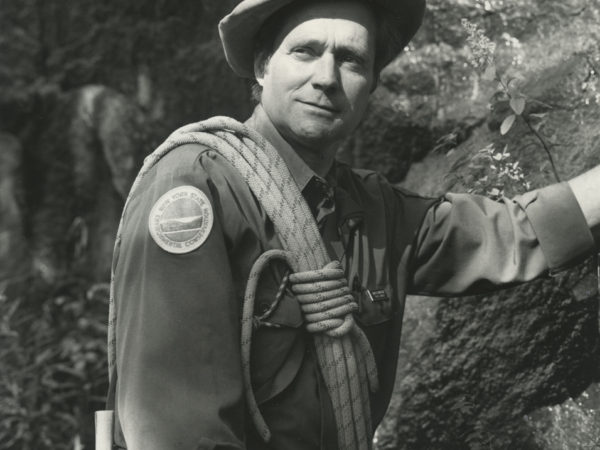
(514, 182), (597, 273)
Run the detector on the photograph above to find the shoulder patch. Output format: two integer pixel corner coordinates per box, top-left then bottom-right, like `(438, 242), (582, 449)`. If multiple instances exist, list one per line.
(148, 186), (214, 254)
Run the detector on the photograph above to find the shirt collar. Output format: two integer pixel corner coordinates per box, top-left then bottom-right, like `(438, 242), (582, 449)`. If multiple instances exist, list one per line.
(244, 104), (364, 227)
(245, 104), (322, 193)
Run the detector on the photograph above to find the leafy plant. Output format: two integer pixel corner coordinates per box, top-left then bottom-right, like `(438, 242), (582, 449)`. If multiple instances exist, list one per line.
(0, 277), (109, 450)
(529, 386), (600, 450)
(447, 143), (530, 199)
(460, 17), (562, 190)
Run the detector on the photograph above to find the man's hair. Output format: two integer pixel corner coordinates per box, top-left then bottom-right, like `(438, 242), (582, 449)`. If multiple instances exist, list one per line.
(250, 0), (404, 103)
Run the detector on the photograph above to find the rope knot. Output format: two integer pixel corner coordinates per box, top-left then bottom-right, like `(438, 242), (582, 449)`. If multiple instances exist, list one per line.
(289, 260), (358, 337)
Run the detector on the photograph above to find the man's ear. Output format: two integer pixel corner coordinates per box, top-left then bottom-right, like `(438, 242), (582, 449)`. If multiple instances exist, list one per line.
(253, 53), (269, 86)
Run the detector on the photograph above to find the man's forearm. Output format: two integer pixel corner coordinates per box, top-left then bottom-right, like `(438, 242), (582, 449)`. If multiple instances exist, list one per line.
(568, 165), (600, 232)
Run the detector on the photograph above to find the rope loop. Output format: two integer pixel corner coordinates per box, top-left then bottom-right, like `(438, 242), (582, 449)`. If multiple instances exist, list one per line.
(289, 261), (359, 337)
(241, 249), (297, 442)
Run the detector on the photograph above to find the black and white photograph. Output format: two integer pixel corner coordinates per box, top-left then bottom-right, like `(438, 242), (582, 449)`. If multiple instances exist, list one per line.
(1, 0), (599, 449)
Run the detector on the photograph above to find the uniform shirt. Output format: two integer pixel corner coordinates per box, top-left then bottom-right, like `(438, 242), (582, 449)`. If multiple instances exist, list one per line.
(112, 105), (596, 449)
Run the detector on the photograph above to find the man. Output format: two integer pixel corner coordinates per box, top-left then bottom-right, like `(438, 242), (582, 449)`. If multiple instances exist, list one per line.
(108, 0), (600, 448)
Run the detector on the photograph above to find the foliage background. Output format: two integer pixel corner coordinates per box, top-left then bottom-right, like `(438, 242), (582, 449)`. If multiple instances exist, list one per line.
(0, 0), (598, 448)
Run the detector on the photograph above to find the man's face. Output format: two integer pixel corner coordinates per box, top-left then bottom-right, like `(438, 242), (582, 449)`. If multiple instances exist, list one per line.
(256, 1), (376, 151)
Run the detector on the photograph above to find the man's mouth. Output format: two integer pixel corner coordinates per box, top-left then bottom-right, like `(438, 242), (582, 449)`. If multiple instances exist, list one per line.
(299, 101), (340, 114)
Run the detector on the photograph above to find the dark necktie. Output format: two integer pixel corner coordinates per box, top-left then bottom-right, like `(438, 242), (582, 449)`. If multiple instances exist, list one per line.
(303, 176), (336, 230)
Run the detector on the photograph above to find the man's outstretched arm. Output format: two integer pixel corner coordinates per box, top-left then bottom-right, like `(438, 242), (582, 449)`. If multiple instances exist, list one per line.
(410, 177), (597, 296)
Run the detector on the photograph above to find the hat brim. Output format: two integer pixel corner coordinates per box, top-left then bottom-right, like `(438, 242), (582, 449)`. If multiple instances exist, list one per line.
(219, 0), (296, 79)
(218, 0), (425, 79)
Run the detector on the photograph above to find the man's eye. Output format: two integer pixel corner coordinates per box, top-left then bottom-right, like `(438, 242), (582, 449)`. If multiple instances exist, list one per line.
(339, 53), (363, 66)
(292, 46), (315, 57)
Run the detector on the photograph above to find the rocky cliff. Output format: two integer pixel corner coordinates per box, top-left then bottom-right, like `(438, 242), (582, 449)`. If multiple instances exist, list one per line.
(368, 1), (600, 448)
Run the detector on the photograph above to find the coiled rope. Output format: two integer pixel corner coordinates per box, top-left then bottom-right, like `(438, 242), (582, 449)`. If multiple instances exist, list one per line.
(290, 260), (360, 335)
(108, 116), (378, 449)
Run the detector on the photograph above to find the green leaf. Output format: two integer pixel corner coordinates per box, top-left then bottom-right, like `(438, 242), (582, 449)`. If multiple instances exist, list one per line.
(482, 65), (497, 81)
(500, 114), (516, 135)
(510, 97), (526, 115)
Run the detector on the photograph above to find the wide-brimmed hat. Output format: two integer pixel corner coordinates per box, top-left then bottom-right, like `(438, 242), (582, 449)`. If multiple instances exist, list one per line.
(218, 0), (426, 78)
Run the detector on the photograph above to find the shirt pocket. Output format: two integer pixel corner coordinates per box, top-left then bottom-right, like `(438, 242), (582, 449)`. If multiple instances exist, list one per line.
(251, 286), (304, 405)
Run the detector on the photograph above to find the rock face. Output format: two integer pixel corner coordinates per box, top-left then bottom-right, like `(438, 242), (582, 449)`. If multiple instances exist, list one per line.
(368, 1), (600, 448)
(377, 264), (599, 449)
(0, 133), (30, 283)
(22, 86), (146, 282)
(1, 0), (252, 284)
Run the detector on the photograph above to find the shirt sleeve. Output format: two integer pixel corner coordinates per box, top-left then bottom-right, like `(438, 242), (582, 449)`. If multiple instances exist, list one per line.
(113, 145), (245, 449)
(410, 182), (597, 296)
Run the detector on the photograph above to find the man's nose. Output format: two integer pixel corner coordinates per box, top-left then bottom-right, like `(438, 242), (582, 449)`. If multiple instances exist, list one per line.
(311, 54), (339, 92)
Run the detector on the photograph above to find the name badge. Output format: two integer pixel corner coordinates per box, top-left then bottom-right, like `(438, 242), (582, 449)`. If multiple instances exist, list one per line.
(366, 289), (389, 303)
